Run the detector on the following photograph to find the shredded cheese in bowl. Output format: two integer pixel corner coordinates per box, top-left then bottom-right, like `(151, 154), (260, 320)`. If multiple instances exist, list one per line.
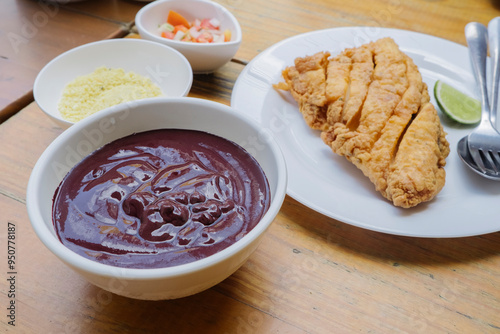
(58, 67), (163, 122)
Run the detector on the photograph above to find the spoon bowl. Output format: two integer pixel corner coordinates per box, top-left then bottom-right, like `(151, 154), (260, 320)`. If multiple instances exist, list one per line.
(457, 136), (500, 180)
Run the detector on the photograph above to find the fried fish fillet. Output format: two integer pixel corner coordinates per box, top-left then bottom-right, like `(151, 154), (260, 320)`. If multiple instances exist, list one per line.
(275, 37), (450, 208)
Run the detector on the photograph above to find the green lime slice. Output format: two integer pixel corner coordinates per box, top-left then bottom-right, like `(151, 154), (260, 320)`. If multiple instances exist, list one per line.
(434, 80), (481, 124)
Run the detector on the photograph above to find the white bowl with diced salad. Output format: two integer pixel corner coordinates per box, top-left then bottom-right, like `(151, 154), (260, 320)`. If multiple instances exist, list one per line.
(135, 0), (242, 73)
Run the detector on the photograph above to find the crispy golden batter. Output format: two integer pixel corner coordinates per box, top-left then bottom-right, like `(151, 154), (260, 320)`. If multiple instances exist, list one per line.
(275, 37), (450, 208)
(274, 51), (330, 130)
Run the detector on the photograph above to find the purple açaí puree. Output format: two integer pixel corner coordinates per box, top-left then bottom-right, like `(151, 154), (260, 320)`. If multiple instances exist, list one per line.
(52, 129), (270, 269)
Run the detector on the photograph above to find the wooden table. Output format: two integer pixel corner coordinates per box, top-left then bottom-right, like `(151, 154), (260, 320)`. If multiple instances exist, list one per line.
(1, 0), (500, 333)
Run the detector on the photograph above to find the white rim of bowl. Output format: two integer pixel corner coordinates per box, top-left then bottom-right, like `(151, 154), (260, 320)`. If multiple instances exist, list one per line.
(135, 0), (242, 47)
(33, 39), (193, 127)
(26, 97), (287, 280)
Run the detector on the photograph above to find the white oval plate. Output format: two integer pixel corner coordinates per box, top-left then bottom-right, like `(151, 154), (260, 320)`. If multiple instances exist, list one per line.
(231, 27), (500, 238)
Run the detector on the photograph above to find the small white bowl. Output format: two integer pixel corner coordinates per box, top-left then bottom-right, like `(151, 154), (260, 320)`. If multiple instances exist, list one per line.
(26, 97), (287, 300)
(33, 39), (193, 129)
(135, 0), (242, 74)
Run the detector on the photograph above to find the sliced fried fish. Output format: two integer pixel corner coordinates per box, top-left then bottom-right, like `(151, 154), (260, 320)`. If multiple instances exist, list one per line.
(275, 37), (449, 208)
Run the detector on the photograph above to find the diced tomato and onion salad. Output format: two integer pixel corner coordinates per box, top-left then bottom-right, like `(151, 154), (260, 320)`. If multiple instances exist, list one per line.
(158, 10), (232, 43)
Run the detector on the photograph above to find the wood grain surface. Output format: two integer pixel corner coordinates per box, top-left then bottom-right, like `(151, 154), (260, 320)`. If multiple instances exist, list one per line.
(0, 0), (143, 123)
(1, 1), (500, 333)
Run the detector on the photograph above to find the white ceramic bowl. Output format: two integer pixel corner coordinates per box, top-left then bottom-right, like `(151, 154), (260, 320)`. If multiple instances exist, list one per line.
(135, 0), (242, 73)
(33, 39), (193, 129)
(26, 97), (287, 300)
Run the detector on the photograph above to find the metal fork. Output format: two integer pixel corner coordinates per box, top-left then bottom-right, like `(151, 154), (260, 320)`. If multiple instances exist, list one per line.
(464, 22), (500, 175)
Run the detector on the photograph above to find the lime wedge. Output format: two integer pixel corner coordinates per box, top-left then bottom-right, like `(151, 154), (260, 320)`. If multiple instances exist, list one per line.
(434, 80), (481, 124)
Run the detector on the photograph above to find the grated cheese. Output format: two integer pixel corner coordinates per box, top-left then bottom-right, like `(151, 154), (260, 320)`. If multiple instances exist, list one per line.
(58, 66), (163, 122)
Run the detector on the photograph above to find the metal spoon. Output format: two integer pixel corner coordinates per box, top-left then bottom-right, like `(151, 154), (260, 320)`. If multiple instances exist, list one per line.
(457, 21), (500, 180)
(489, 17), (500, 129)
